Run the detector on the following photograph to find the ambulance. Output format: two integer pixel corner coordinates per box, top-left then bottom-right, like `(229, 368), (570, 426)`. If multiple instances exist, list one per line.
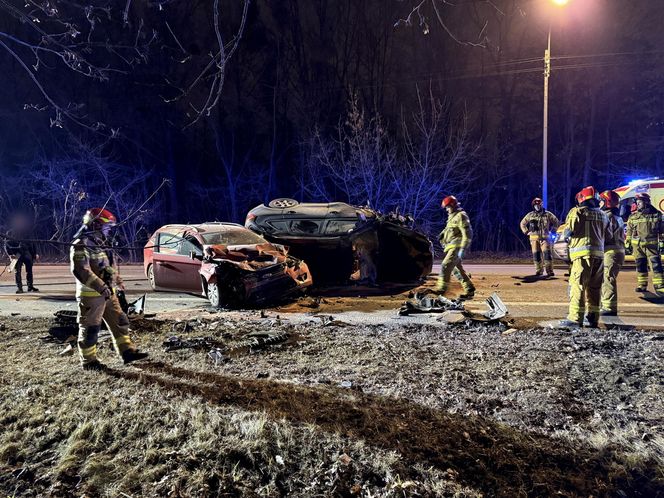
(552, 177), (664, 262)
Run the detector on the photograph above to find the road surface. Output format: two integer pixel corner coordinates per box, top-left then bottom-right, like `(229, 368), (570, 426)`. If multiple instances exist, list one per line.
(1, 263), (662, 329)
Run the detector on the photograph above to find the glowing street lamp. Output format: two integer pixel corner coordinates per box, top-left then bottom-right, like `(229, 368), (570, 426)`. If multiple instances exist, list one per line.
(542, 0), (570, 209)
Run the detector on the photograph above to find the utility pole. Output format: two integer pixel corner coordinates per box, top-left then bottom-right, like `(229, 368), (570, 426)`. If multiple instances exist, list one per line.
(543, 27), (551, 209)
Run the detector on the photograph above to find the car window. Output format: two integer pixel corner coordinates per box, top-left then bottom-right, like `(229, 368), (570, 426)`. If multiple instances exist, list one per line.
(157, 232), (182, 254)
(266, 221), (291, 233)
(178, 236), (203, 256)
(290, 219), (321, 235)
(323, 219), (357, 235)
(201, 228), (266, 246)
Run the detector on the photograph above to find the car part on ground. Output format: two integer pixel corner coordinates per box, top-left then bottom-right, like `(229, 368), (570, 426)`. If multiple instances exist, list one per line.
(399, 291), (509, 323)
(246, 201), (433, 286)
(399, 290), (465, 315)
(479, 292), (509, 321)
(198, 242), (312, 309)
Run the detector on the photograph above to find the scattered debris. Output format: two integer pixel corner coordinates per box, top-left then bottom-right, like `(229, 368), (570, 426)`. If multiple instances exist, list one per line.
(481, 293), (509, 321)
(208, 348), (226, 365)
(398, 291), (465, 316)
(163, 336), (223, 352)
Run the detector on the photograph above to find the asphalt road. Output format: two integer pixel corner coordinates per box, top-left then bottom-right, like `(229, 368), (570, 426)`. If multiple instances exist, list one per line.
(1, 263), (663, 329)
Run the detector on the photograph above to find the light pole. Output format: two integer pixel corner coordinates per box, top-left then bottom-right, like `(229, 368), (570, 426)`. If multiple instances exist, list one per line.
(543, 0), (569, 209)
(543, 27), (551, 208)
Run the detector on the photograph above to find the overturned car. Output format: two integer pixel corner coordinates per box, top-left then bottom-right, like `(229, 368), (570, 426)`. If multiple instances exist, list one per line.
(144, 223), (312, 308)
(245, 199), (433, 285)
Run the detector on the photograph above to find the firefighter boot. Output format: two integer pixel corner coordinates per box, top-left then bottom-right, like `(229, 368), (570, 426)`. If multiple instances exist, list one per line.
(584, 313), (599, 328)
(558, 319), (581, 329)
(122, 349), (149, 365)
(82, 360), (107, 371)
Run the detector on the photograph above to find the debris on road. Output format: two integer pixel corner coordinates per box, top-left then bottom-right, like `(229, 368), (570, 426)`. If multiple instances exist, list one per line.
(398, 290), (465, 316)
(480, 292), (508, 321)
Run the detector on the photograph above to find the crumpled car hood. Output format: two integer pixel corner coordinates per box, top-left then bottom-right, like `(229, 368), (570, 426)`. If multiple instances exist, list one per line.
(203, 243), (287, 271)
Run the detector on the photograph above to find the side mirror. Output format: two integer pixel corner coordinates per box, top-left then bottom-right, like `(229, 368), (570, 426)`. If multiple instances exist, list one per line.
(190, 251), (203, 261)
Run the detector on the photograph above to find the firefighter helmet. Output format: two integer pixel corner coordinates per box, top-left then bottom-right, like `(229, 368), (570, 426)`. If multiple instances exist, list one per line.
(83, 208), (117, 229)
(599, 190), (620, 209)
(441, 196), (458, 209)
(575, 186), (598, 205)
(635, 192), (651, 203)
(531, 197), (543, 207)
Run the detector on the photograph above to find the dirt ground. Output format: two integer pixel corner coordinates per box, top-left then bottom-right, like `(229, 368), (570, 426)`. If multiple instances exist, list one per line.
(0, 304), (662, 497)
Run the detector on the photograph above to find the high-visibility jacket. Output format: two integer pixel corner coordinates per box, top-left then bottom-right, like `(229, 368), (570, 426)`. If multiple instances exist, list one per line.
(626, 205), (663, 245)
(564, 205), (610, 260)
(519, 210), (560, 239)
(70, 236), (122, 298)
(604, 210), (626, 253)
(438, 209), (473, 251)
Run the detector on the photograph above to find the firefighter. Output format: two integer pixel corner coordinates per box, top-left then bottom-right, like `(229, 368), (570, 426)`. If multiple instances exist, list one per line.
(626, 192), (664, 295)
(599, 190), (625, 316)
(5, 227), (39, 294)
(71, 208), (148, 370)
(435, 195), (475, 299)
(559, 186), (610, 328)
(519, 198), (560, 276)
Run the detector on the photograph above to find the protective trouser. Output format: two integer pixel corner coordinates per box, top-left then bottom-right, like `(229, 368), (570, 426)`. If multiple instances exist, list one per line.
(14, 255), (33, 290)
(633, 242), (664, 290)
(77, 294), (135, 365)
(529, 236), (553, 274)
(601, 250), (625, 313)
(438, 249), (474, 293)
(567, 256), (603, 324)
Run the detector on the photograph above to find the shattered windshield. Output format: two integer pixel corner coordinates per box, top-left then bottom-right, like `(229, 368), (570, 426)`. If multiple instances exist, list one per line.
(201, 229), (266, 246)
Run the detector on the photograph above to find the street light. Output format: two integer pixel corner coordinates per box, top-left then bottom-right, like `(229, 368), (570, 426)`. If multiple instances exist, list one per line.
(542, 0), (570, 209)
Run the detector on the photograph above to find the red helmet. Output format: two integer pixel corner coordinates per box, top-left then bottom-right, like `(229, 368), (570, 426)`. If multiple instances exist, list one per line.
(532, 197), (543, 207)
(575, 186), (598, 205)
(441, 195), (458, 209)
(83, 208), (117, 228)
(635, 192), (651, 203)
(599, 190), (620, 209)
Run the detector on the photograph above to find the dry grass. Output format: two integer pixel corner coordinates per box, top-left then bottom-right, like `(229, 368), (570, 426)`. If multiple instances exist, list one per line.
(0, 315), (662, 497)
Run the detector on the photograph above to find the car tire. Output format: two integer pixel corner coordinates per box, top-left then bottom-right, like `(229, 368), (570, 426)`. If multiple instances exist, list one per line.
(147, 264), (157, 291)
(207, 281), (221, 308)
(268, 198), (299, 209)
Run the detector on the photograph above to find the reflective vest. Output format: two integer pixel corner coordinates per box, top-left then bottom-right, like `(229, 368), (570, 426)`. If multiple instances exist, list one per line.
(565, 206), (609, 260)
(519, 210), (560, 240)
(439, 209), (473, 251)
(70, 236), (118, 297)
(627, 205), (664, 246)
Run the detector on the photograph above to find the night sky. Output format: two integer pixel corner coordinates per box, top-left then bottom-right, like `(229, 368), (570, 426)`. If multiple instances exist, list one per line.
(1, 0), (663, 253)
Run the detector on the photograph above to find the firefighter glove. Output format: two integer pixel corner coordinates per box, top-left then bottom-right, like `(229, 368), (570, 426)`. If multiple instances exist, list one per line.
(100, 285), (112, 300)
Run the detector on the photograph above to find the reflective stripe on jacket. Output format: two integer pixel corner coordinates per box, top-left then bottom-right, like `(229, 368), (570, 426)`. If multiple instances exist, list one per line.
(70, 237), (117, 297)
(626, 205), (664, 245)
(519, 210), (560, 239)
(439, 209), (473, 251)
(565, 205), (610, 260)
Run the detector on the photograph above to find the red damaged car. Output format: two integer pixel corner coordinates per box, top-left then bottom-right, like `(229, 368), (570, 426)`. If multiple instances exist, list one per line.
(144, 222), (312, 308)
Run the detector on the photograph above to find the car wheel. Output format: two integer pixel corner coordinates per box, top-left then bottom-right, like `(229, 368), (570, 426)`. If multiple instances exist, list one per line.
(268, 198), (299, 209)
(147, 264), (156, 291)
(207, 281), (221, 308)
